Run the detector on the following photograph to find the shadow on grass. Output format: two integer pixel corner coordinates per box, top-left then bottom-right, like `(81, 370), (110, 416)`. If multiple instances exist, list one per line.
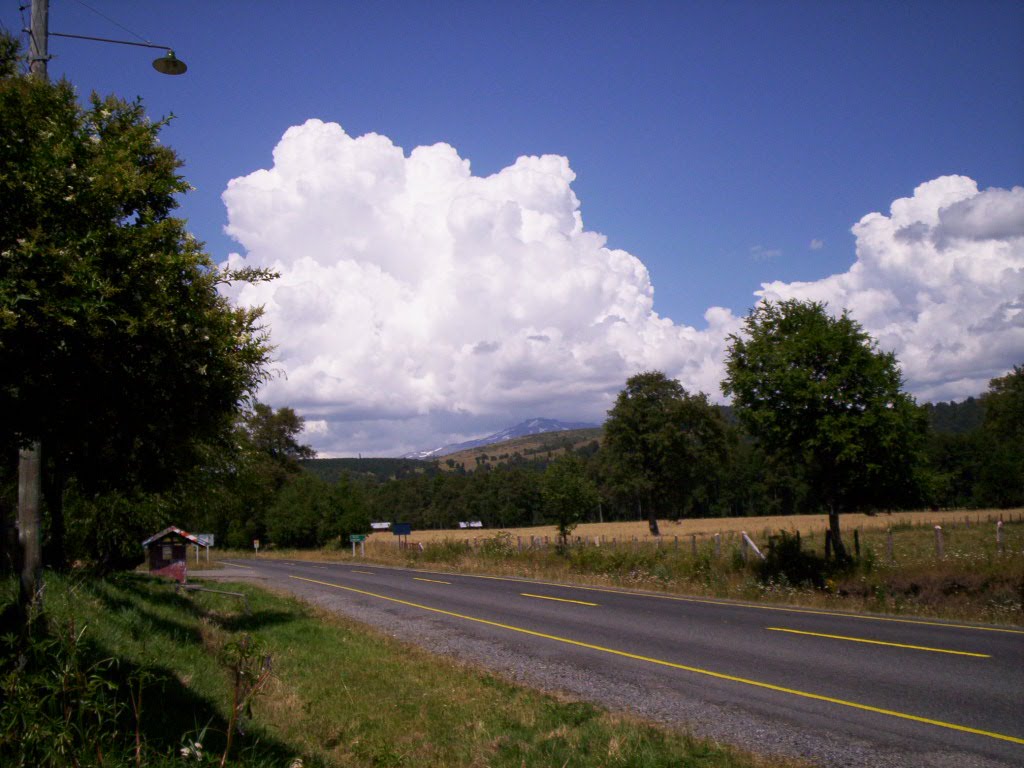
(77, 576), (205, 647)
(81, 573), (301, 639)
(1, 575), (325, 768)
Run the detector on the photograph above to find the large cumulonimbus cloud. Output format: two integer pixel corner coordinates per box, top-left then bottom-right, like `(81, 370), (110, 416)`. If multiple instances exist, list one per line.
(220, 120), (737, 455)
(221, 120), (1023, 455)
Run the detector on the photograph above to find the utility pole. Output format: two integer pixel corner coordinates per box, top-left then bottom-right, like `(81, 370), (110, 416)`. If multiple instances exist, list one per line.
(29, 0), (48, 79)
(17, 0), (49, 621)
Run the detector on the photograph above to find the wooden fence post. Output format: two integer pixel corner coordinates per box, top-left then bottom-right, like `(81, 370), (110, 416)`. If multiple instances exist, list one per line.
(714, 533), (721, 558)
(996, 521), (1004, 554)
(934, 526), (944, 559)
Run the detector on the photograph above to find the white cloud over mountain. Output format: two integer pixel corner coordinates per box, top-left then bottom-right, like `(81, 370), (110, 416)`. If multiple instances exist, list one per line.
(220, 121), (1023, 455)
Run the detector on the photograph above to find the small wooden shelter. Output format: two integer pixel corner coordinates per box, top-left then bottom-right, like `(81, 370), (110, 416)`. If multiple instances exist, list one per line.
(141, 526), (206, 582)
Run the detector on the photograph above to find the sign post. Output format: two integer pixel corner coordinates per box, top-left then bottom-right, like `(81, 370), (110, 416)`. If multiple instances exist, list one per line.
(350, 534), (366, 557)
(253, 539), (260, 557)
(392, 523), (412, 549)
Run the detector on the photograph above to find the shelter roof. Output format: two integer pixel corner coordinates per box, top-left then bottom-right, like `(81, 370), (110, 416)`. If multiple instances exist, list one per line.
(141, 526), (204, 548)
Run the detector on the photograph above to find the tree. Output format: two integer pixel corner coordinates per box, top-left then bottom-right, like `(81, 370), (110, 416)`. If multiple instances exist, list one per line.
(541, 454), (599, 546)
(975, 365), (1024, 507)
(604, 372), (728, 535)
(176, 403), (316, 549)
(0, 35), (273, 608)
(723, 300), (925, 560)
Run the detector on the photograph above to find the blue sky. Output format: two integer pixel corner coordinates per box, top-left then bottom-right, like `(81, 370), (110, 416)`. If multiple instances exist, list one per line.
(6, 1), (1023, 455)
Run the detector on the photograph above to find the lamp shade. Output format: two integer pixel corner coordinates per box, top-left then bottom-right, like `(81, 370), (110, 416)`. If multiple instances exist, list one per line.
(153, 50), (187, 75)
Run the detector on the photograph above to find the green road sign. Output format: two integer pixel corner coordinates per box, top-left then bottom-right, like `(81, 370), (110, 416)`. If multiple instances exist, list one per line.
(349, 534), (367, 542)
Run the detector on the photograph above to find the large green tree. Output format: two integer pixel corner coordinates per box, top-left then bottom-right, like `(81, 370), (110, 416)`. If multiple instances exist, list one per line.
(0, 35), (273, 602)
(723, 299), (925, 560)
(604, 372), (728, 535)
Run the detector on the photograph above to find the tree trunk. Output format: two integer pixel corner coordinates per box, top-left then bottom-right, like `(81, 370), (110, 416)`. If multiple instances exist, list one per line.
(647, 493), (660, 536)
(828, 503), (848, 562)
(17, 442), (43, 623)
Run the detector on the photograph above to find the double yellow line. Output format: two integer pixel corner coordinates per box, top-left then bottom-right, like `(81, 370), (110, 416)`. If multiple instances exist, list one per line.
(289, 574), (1023, 746)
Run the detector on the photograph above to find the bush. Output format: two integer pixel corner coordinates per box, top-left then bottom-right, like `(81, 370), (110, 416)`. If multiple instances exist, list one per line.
(479, 531), (515, 558)
(757, 531), (827, 588)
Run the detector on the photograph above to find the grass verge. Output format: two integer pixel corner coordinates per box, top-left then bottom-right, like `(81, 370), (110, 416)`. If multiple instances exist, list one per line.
(1, 572), (799, 768)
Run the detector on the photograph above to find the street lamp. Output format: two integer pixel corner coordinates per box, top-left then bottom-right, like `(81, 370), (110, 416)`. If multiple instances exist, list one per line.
(44, 31), (188, 76)
(28, 0), (188, 79)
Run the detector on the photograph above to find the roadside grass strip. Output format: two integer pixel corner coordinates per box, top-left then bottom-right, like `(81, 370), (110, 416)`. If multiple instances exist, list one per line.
(765, 627), (991, 657)
(291, 575), (1024, 747)
(521, 593), (598, 606)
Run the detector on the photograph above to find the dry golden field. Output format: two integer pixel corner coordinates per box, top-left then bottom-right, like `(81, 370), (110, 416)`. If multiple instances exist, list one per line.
(368, 508), (1024, 545)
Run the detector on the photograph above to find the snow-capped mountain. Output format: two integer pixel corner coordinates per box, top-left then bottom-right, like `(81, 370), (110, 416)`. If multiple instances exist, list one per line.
(403, 418), (598, 460)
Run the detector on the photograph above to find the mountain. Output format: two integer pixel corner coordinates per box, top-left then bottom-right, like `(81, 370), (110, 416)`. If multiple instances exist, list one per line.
(403, 418), (600, 459)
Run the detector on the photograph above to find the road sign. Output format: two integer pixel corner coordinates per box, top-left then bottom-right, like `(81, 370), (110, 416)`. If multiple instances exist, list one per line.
(349, 534), (367, 542)
(392, 523), (412, 536)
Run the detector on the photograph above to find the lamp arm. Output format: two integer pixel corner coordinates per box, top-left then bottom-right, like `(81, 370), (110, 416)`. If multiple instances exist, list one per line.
(46, 31), (174, 51)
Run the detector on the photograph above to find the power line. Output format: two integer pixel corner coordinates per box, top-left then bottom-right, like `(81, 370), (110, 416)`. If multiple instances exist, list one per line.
(69, 0), (152, 45)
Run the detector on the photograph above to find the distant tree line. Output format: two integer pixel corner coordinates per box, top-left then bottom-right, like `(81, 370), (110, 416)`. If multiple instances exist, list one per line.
(201, 358), (1020, 555)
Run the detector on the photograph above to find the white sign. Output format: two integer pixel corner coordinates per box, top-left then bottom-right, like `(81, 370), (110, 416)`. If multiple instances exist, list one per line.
(370, 522), (391, 530)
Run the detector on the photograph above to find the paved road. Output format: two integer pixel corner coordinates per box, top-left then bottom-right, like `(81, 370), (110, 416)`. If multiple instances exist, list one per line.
(219, 558), (1024, 767)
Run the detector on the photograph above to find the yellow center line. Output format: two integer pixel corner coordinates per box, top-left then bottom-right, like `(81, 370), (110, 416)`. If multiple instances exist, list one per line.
(222, 562), (253, 569)
(521, 593), (598, 606)
(351, 570), (376, 575)
(414, 577), (451, 585)
(766, 627), (991, 658)
(406, 568), (1024, 635)
(289, 575), (1024, 746)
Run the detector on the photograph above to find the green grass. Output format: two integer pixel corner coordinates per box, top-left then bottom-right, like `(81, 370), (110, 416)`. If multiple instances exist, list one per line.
(1, 573), (797, 768)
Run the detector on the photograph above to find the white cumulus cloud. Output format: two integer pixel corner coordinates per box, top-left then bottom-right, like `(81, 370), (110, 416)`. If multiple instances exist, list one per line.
(758, 176), (1024, 401)
(220, 122), (1022, 455)
(221, 120), (738, 455)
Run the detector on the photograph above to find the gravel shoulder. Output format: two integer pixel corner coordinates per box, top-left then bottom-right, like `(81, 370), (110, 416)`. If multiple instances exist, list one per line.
(194, 566), (1013, 768)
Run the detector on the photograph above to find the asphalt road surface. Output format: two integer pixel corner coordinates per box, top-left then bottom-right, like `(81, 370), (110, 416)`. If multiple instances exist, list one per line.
(217, 558), (1023, 767)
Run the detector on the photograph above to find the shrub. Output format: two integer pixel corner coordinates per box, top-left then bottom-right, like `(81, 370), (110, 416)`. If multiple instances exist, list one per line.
(757, 531), (827, 588)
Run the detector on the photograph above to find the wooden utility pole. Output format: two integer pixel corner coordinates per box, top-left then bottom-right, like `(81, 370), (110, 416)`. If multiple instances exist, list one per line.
(17, 445), (43, 616)
(29, 0), (49, 79)
(18, 0), (49, 620)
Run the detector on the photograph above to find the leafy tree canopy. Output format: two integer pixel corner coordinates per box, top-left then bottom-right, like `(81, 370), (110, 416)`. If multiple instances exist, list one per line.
(0, 33), (275, 572)
(541, 454), (599, 544)
(604, 371), (727, 535)
(723, 299), (926, 557)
